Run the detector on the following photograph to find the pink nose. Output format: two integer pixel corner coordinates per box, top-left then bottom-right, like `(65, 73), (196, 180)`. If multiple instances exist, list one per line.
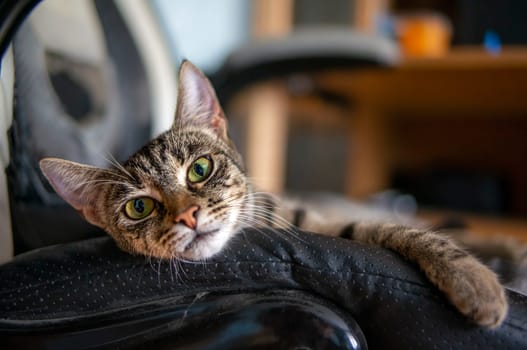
(174, 205), (199, 229)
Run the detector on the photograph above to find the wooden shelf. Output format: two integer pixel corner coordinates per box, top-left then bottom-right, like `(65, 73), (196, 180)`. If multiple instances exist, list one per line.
(318, 47), (527, 117)
(401, 46), (527, 70)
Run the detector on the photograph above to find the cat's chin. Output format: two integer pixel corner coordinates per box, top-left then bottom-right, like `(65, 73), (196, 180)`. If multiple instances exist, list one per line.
(178, 227), (235, 261)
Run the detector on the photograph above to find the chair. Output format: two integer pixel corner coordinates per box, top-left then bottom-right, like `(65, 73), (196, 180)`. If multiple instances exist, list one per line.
(0, 1), (526, 349)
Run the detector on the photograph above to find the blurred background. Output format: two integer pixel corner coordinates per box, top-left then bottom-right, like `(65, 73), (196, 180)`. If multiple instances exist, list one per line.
(3, 0), (527, 261)
(150, 0), (527, 239)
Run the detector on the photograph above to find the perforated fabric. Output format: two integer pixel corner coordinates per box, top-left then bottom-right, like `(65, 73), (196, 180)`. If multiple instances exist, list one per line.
(0, 228), (526, 349)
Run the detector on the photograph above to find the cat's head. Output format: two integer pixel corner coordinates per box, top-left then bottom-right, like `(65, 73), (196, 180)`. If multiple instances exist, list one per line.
(40, 61), (250, 260)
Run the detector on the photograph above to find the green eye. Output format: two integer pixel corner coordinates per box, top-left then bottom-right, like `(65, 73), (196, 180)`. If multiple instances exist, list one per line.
(188, 156), (213, 183)
(125, 197), (155, 220)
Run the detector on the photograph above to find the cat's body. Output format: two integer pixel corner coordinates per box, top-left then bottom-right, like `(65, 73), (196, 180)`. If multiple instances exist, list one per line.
(40, 61), (507, 328)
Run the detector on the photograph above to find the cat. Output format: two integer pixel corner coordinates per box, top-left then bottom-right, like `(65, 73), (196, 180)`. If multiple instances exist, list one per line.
(39, 60), (507, 329)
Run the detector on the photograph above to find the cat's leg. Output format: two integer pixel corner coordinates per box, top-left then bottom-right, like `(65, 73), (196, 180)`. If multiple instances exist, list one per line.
(270, 200), (508, 328)
(343, 222), (507, 328)
(444, 230), (527, 295)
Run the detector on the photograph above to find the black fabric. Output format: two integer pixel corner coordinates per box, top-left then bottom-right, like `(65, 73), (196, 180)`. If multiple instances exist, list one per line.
(0, 228), (526, 350)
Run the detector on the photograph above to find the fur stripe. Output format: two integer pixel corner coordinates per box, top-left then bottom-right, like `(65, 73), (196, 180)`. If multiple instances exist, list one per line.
(293, 208), (306, 227)
(339, 223), (355, 240)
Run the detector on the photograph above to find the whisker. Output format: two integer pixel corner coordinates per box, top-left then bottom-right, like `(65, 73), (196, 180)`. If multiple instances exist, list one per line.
(235, 214), (306, 245)
(103, 152), (135, 181)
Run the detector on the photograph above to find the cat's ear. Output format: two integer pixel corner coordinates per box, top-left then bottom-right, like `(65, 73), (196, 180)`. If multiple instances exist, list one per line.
(174, 60), (229, 140)
(39, 158), (110, 228)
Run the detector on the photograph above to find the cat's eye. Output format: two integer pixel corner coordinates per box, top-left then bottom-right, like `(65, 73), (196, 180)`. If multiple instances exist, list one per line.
(125, 197), (155, 220)
(188, 156), (213, 183)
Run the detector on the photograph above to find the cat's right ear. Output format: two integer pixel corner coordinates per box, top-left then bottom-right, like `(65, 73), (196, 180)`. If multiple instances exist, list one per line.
(174, 60), (229, 140)
(39, 158), (109, 228)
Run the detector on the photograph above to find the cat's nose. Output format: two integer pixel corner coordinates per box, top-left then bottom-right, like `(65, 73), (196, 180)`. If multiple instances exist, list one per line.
(174, 205), (200, 229)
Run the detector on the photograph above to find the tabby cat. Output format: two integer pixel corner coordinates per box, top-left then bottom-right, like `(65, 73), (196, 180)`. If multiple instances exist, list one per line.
(39, 61), (507, 328)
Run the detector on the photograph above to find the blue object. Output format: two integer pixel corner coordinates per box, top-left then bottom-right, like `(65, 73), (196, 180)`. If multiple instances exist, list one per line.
(484, 29), (502, 55)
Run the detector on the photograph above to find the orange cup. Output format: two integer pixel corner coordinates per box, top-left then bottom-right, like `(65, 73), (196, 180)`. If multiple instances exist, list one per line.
(396, 13), (452, 57)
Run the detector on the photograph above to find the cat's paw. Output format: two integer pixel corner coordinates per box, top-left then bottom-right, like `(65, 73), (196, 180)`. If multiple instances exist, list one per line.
(440, 257), (508, 328)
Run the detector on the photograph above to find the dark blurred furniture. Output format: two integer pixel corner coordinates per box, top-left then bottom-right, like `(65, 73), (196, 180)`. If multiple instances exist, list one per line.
(317, 49), (527, 204)
(212, 28), (398, 194)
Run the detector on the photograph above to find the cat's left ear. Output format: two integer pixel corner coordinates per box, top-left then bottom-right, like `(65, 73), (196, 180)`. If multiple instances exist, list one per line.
(174, 60), (229, 140)
(39, 158), (111, 229)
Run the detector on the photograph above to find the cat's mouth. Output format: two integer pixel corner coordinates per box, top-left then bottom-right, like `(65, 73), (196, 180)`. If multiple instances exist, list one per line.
(182, 228), (221, 251)
(194, 228), (220, 240)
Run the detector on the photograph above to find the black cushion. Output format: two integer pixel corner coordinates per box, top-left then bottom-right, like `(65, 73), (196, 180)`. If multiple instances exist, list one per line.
(0, 228), (526, 349)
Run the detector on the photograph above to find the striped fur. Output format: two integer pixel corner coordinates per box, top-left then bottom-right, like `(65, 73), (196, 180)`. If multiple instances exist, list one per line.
(40, 61), (507, 328)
